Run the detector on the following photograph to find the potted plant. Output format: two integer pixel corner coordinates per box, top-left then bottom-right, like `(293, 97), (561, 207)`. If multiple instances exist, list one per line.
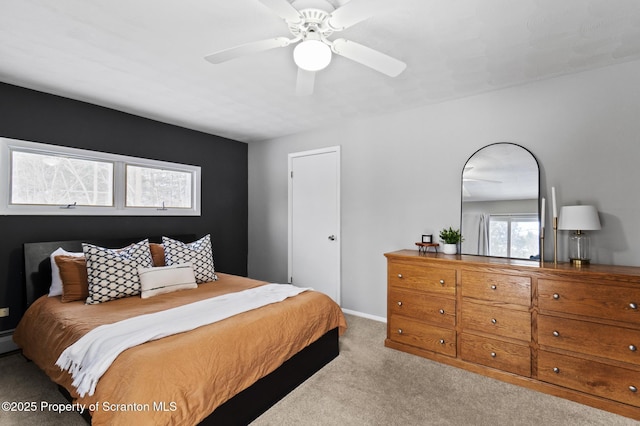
(439, 227), (463, 254)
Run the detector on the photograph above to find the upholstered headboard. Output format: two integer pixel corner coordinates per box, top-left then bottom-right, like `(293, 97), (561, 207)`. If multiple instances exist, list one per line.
(23, 234), (196, 308)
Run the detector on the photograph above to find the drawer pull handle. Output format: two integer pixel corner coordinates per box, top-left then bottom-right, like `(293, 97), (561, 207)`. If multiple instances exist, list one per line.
(491, 318), (497, 324)
(490, 352), (496, 358)
(397, 329), (403, 335)
(553, 293), (560, 300)
(397, 274), (403, 279)
(397, 301), (403, 306)
(553, 367), (560, 374)
(630, 345), (637, 352)
(631, 302), (638, 310)
(439, 279), (445, 285)
(553, 331), (560, 337)
(439, 309), (445, 314)
(439, 339), (445, 345)
(491, 285), (497, 290)
(630, 386), (638, 393)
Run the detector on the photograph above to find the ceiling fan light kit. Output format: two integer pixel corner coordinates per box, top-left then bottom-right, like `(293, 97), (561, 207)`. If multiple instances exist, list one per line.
(294, 39), (332, 71)
(204, 0), (406, 95)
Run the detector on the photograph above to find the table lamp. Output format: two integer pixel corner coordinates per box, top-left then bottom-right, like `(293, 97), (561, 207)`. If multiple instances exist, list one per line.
(558, 205), (601, 265)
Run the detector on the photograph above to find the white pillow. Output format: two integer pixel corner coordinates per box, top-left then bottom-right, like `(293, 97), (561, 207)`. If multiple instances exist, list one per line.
(49, 247), (84, 297)
(138, 264), (197, 299)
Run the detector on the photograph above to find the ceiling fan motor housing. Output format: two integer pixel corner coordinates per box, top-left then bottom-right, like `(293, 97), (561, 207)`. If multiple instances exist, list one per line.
(288, 9), (334, 40)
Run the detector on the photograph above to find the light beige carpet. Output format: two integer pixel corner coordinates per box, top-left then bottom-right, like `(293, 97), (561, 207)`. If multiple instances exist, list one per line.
(0, 314), (637, 425)
(252, 315), (638, 426)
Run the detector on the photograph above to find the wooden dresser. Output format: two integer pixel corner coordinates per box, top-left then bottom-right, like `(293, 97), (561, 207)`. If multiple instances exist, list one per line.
(385, 250), (640, 420)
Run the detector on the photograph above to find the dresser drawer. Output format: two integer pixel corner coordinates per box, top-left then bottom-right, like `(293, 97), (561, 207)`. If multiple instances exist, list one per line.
(388, 315), (456, 357)
(539, 279), (640, 323)
(539, 350), (640, 407)
(461, 333), (531, 377)
(461, 270), (530, 306)
(461, 301), (531, 342)
(389, 288), (455, 327)
(538, 315), (640, 365)
(388, 261), (456, 296)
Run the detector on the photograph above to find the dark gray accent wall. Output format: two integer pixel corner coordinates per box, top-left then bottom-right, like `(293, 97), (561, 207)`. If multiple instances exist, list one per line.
(0, 82), (248, 331)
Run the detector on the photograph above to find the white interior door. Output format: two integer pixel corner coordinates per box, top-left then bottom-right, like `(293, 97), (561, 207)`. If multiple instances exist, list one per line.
(288, 146), (340, 304)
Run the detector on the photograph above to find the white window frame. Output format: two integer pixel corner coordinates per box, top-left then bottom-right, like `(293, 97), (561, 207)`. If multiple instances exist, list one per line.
(0, 137), (201, 216)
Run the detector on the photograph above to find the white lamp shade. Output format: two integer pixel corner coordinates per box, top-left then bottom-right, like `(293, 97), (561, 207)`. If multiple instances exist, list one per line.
(558, 205), (601, 231)
(293, 40), (332, 71)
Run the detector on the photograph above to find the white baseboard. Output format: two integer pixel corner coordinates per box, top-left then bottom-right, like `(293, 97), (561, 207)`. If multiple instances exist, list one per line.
(341, 308), (387, 323)
(0, 330), (18, 354)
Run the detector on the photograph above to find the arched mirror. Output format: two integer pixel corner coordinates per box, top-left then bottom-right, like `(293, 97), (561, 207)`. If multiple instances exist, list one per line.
(460, 143), (540, 260)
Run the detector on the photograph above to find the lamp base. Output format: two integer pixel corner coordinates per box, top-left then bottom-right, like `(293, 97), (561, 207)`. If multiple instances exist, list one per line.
(568, 230), (592, 266)
(570, 258), (590, 266)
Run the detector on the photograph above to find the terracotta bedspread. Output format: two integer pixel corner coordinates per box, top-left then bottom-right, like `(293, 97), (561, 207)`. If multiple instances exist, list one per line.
(13, 273), (347, 426)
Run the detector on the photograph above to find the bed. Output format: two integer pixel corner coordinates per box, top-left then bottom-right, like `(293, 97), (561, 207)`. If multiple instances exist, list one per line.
(14, 235), (347, 425)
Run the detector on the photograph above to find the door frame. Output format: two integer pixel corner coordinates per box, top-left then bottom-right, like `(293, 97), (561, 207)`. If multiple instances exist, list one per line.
(288, 146), (341, 304)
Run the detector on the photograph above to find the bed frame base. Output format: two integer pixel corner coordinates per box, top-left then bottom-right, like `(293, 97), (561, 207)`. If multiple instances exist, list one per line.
(202, 326), (339, 425)
(59, 327), (339, 425)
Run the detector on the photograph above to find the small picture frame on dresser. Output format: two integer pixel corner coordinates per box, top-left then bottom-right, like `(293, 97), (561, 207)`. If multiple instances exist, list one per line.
(422, 234), (432, 243)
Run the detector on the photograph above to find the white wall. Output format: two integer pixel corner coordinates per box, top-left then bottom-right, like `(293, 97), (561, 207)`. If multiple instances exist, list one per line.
(248, 60), (640, 319)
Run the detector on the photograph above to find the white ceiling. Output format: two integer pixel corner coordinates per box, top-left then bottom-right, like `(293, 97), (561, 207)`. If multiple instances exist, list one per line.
(1, 0), (640, 143)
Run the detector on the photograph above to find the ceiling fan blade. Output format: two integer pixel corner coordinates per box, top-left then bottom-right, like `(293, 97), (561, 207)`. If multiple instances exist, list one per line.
(296, 68), (316, 96)
(463, 178), (502, 183)
(331, 38), (406, 77)
(328, 0), (387, 30)
(204, 37), (292, 64)
(258, 0), (302, 24)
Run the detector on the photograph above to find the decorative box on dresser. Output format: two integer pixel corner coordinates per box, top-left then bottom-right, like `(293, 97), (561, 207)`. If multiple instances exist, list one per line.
(385, 250), (640, 420)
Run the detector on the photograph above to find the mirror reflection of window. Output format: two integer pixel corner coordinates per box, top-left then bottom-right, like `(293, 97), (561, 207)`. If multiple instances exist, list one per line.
(488, 214), (539, 259)
(460, 143), (540, 260)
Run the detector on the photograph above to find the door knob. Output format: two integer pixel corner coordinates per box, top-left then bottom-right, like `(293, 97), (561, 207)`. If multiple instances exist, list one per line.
(328, 235), (336, 241)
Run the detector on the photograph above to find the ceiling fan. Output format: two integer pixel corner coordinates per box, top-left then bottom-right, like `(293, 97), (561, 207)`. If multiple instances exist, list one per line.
(462, 166), (502, 183)
(462, 165), (502, 198)
(204, 0), (407, 95)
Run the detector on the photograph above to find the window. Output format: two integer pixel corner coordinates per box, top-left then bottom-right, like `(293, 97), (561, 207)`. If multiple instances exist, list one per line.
(11, 150), (114, 207)
(488, 214), (539, 259)
(1, 137), (201, 216)
(126, 165), (192, 209)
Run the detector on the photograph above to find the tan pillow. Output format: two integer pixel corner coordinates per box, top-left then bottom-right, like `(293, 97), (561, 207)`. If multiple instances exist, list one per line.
(149, 243), (165, 267)
(138, 263), (197, 299)
(49, 247), (84, 297)
(54, 255), (89, 303)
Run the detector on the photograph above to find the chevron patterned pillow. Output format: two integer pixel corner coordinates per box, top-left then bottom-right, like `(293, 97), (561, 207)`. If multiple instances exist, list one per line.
(83, 239), (154, 304)
(162, 234), (217, 284)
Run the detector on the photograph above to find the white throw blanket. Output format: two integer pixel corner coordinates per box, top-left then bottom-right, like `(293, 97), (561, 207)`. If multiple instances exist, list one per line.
(56, 284), (309, 397)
